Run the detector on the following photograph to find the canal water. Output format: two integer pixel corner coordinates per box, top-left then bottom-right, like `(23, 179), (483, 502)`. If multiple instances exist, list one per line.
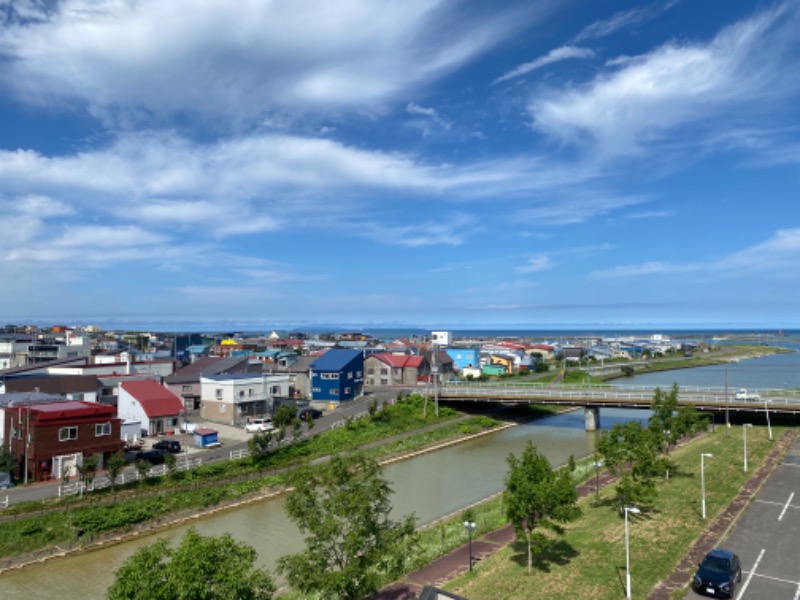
(617, 344), (800, 390)
(0, 407), (648, 598)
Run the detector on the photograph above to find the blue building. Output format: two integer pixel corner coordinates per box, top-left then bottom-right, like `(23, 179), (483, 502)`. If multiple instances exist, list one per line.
(446, 347), (480, 371)
(310, 349), (364, 405)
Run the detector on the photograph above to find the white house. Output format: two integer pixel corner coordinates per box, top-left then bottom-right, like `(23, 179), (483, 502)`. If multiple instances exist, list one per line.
(118, 380), (184, 437)
(199, 373), (290, 426)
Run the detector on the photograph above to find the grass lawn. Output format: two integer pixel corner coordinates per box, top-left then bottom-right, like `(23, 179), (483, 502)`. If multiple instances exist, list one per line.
(445, 424), (785, 599)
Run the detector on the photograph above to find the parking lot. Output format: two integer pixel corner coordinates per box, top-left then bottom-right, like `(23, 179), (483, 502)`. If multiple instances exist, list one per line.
(686, 439), (800, 599)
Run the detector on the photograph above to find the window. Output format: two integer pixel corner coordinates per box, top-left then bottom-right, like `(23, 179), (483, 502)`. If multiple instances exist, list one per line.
(381, 368), (388, 375)
(321, 372), (339, 380)
(348, 371), (353, 379)
(182, 385), (192, 392)
(219, 404), (226, 413)
(216, 389), (223, 400)
(330, 389), (338, 396)
(367, 367), (374, 375)
(356, 370), (362, 377)
(312, 387), (321, 393)
(380, 379), (388, 385)
(271, 386), (280, 395)
(95, 422), (111, 437)
(344, 387), (351, 394)
(59, 427), (78, 441)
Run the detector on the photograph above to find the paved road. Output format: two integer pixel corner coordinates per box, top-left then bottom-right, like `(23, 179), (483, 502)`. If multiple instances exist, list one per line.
(686, 438), (800, 599)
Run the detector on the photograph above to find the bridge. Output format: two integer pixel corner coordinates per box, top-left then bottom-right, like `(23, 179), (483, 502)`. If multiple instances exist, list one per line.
(435, 382), (800, 431)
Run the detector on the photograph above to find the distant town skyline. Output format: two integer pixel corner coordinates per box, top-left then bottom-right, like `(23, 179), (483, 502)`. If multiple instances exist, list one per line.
(1, 1), (799, 328)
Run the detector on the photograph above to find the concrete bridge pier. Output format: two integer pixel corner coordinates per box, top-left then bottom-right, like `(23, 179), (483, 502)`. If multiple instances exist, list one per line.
(584, 406), (600, 432)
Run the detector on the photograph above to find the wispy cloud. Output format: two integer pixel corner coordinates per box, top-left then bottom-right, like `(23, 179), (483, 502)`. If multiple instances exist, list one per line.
(515, 255), (552, 273)
(533, 2), (800, 157)
(0, 0), (541, 126)
(360, 214), (477, 247)
(572, 0), (678, 42)
(595, 228), (800, 278)
(516, 194), (649, 226)
(494, 46), (594, 84)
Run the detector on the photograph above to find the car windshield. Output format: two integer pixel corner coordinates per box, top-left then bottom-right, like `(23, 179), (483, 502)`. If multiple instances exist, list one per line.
(701, 556), (731, 574)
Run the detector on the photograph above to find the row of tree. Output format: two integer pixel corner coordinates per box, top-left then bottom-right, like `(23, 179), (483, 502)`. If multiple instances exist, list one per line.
(105, 384), (707, 598)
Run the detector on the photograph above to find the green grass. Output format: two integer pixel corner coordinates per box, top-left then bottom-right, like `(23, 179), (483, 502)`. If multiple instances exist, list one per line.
(442, 425), (785, 599)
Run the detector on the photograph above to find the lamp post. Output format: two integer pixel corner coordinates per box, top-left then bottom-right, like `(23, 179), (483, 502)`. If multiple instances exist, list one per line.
(624, 506), (640, 599)
(594, 456), (602, 500)
(463, 520), (476, 572)
(743, 424), (752, 472)
(764, 398), (773, 441)
(701, 453), (713, 520)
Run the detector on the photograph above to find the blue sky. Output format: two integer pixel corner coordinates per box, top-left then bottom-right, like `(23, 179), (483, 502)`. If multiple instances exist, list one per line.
(1, 0), (799, 330)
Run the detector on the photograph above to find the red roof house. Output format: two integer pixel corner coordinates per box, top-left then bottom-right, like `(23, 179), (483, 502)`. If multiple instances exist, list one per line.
(364, 353), (429, 386)
(118, 380), (185, 436)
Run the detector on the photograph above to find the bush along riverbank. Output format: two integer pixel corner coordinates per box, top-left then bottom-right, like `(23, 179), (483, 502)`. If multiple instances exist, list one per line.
(0, 394), (527, 570)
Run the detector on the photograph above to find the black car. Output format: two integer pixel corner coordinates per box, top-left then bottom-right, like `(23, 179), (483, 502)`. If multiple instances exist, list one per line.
(692, 548), (742, 598)
(298, 408), (323, 421)
(134, 449), (166, 465)
(152, 440), (182, 453)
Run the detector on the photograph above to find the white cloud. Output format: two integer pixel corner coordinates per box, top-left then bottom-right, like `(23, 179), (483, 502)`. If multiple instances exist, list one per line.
(533, 2), (800, 156)
(515, 254), (552, 273)
(572, 0), (678, 42)
(494, 46), (594, 84)
(516, 194), (648, 226)
(0, 0), (542, 126)
(406, 102), (451, 131)
(595, 228), (800, 278)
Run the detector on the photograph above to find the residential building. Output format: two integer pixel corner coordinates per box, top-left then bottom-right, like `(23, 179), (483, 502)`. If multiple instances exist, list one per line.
(0, 391), (69, 448)
(309, 349), (364, 405)
(199, 373), (290, 426)
(445, 347), (480, 371)
(163, 356), (250, 412)
(117, 380), (185, 437)
(3, 374), (98, 402)
(3, 401), (123, 482)
(364, 353), (429, 386)
(431, 331), (452, 347)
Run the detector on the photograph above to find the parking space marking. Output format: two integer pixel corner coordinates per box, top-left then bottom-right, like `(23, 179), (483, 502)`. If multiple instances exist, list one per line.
(736, 548), (765, 600)
(745, 572), (800, 586)
(779, 492), (795, 521)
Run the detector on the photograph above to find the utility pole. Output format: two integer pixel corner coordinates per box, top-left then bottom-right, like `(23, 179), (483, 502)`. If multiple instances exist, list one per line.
(23, 392), (31, 485)
(724, 366), (730, 432)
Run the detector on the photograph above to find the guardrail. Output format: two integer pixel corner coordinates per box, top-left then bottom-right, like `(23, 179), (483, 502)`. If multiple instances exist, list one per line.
(438, 385), (800, 410)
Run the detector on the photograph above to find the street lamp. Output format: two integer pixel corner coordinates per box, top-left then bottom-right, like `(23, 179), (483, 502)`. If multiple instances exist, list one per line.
(463, 520), (476, 572)
(764, 398), (773, 441)
(594, 456), (602, 500)
(624, 506), (640, 599)
(701, 453), (713, 520)
(743, 424), (753, 472)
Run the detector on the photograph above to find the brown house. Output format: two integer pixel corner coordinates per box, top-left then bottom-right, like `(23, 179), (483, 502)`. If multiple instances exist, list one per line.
(4, 401), (124, 482)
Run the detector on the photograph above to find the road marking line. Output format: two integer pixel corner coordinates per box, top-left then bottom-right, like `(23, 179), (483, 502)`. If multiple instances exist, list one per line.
(736, 548), (765, 600)
(745, 571), (800, 586)
(779, 492), (795, 521)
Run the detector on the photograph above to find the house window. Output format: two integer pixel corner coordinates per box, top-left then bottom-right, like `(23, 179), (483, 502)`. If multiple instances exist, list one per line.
(367, 367), (374, 375)
(182, 385), (192, 392)
(312, 387), (321, 393)
(216, 389), (223, 400)
(321, 372), (339, 380)
(381, 368), (388, 375)
(344, 387), (351, 394)
(348, 371), (353, 379)
(330, 389), (338, 396)
(59, 427), (78, 441)
(380, 379), (388, 385)
(271, 386), (280, 395)
(95, 422), (111, 437)
(356, 370), (362, 377)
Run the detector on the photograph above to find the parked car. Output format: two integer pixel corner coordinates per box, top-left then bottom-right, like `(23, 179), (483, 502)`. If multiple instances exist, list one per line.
(298, 408), (323, 421)
(133, 449), (166, 465)
(245, 418), (275, 433)
(152, 440), (182, 453)
(692, 548), (742, 598)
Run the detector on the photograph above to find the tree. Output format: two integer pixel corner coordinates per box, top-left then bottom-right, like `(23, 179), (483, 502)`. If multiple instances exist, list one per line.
(304, 412), (315, 434)
(248, 431), (273, 464)
(77, 454), (99, 495)
(291, 419), (302, 442)
(272, 404), (297, 429)
(0, 446), (16, 475)
(278, 453), (417, 599)
(107, 528), (275, 600)
(649, 384), (681, 454)
(134, 459), (150, 481)
(504, 442), (580, 574)
(107, 451), (126, 489)
(597, 422), (662, 513)
(164, 451), (178, 479)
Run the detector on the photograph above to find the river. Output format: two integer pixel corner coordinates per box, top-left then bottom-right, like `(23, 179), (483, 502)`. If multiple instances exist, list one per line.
(0, 407), (649, 598)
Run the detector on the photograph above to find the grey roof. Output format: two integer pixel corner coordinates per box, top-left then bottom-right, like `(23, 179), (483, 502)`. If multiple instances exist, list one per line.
(164, 356), (249, 384)
(0, 392), (69, 408)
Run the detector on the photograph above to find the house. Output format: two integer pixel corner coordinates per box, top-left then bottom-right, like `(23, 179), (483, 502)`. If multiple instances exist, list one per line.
(364, 353), (429, 386)
(3, 374), (98, 402)
(446, 347), (480, 371)
(3, 401), (123, 482)
(199, 373), (290, 426)
(431, 331), (452, 347)
(528, 344), (556, 361)
(309, 349), (364, 405)
(424, 349), (455, 382)
(118, 380), (185, 437)
(164, 356), (250, 412)
(270, 355), (316, 399)
(0, 391), (69, 448)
